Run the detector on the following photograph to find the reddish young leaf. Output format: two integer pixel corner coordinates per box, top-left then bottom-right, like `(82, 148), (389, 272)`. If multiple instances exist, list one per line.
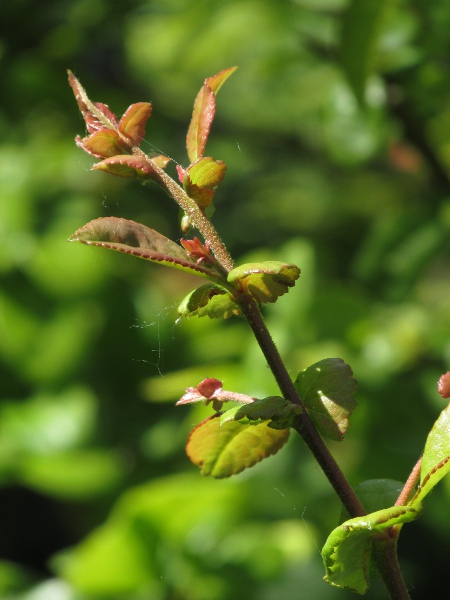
(186, 67), (238, 163)
(78, 130), (129, 159)
(92, 155), (158, 179)
(119, 102), (152, 145)
(68, 70), (118, 133)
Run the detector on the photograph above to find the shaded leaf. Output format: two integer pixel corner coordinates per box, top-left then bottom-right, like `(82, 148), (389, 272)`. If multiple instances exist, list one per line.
(186, 67), (237, 163)
(340, 479), (404, 522)
(184, 157), (227, 209)
(409, 402), (450, 508)
(322, 506), (420, 594)
(186, 414), (290, 478)
(341, 0), (392, 104)
(227, 261), (300, 304)
(119, 102), (152, 145)
(69, 217), (224, 281)
(177, 283), (241, 319)
(294, 358), (357, 441)
(221, 396), (301, 430)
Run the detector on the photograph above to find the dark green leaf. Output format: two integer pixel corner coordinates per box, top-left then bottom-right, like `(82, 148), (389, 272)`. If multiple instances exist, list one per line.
(227, 261), (300, 303)
(221, 396), (301, 430)
(186, 414), (290, 478)
(340, 479), (404, 522)
(294, 358), (357, 441)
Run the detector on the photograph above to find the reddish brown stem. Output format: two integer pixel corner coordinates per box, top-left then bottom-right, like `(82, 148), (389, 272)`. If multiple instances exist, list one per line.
(396, 455), (422, 506)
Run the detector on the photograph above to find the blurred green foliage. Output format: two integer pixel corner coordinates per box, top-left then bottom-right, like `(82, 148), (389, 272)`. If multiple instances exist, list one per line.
(1, 0), (450, 598)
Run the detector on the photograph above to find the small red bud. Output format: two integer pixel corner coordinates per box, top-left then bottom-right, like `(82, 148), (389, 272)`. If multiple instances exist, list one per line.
(437, 372), (450, 399)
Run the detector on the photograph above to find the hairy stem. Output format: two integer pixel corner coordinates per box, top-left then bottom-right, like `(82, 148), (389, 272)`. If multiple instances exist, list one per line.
(373, 537), (411, 600)
(396, 455), (422, 506)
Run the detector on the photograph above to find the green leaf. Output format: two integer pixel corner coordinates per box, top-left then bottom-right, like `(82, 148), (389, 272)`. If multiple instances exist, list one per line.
(186, 67), (237, 163)
(186, 414), (290, 478)
(227, 261), (300, 304)
(83, 130), (129, 158)
(409, 402), (450, 508)
(177, 283), (241, 319)
(221, 396), (302, 430)
(294, 358), (357, 441)
(69, 217), (224, 281)
(341, 0), (392, 104)
(322, 505), (420, 594)
(184, 157), (227, 209)
(118, 102), (152, 145)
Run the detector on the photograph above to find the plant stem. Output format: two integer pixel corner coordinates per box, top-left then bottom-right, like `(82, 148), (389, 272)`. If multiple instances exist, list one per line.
(373, 537), (411, 600)
(239, 296), (366, 518)
(396, 455), (422, 506)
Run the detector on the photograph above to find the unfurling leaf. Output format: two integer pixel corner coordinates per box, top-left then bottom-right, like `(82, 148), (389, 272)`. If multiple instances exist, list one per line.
(294, 358), (357, 441)
(186, 414), (290, 478)
(119, 102), (152, 145)
(409, 402), (450, 508)
(322, 506), (420, 594)
(183, 157), (227, 209)
(186, 67), (237, 163)
(68, 70), (118, 133)
(177, 379), (254, 408)
(227, 261), (300, 304)
(438, 372), (450, 399)
(221, 396), (301, 430)
(77, 130), (129, 159)
(177, 284), (241, 319)
(91, 155), (159, 179)
(69, 217), (225, 281)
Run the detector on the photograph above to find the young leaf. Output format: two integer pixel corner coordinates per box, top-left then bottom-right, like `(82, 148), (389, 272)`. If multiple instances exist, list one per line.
(186, 414), (290, 478)
(91, 155), (161, 179)
(409, 402), (450, 508)
(119, 102), (152, 145)
(227, 261), (300, 304)
(341, 0), (392, 104)
(222, 396), (301, 430)
(68, 70), (119, 133)
(77, 130), (130, 159)
(177, 283), (241, 319)
(294, 358), (357, 441)
(69, 217), (225, 281)
(183, 157), (227, 209)
(186, 67), (237, 163)
(322, 506), (420, 594)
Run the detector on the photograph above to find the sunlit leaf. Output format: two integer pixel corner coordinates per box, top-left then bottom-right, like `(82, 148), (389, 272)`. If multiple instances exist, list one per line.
(69, 217), (224, 281)
(91, 154), (159, 179)
(341, 0), (392, 104)
(79, 130), (129, 159)
(68, 70), (118, 133)
(119, 102), (152, 145)
(184, 157), (227, 209)
(186, 67), (237, 163)
(294, 358), (357, 441)
(177, 283), (241, 319)
(409, 402), (450, 508)
(227, 261), (300, 303)
(322, 506), (420, 594)
(186, 414), (290, 478)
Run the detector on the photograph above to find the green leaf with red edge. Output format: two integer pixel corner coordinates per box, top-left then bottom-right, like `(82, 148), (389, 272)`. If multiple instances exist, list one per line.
(183, 157), (227, 209)
(119, 102), (152, 145)
(68, 70), (118, 133)
(186, 414), (290, 478)
(186, 67), (237, 163)
(68, 217), (225, 281)
(81, 130), (130, 158)
(227, 261), (300, 304)
(177, 284), (241, 319)
(409, 402), (450, 509)
(322, 506), (420, 594)
(92, 155), (160, 179)
(294, 358), (357, 441)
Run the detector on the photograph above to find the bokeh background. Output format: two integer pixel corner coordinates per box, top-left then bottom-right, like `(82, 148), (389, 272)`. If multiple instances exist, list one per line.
(1, 0), (450, 598)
